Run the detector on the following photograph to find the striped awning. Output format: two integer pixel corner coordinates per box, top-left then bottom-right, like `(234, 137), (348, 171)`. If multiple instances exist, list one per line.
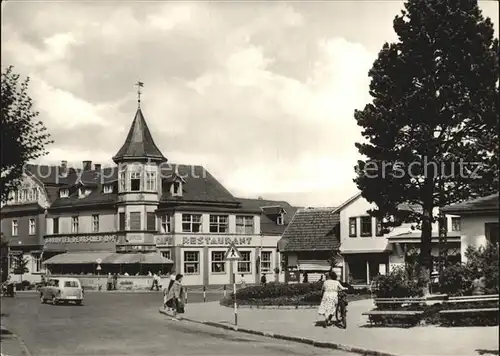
(43, 251), (113, 265)
(102, 253), (173, 264)
(43, 252), (173, 265)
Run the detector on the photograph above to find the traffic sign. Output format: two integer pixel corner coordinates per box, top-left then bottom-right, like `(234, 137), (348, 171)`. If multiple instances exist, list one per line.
(96, 258), (102, 264)
(96, 264), (102, 271)
(224, 243), (242, 260)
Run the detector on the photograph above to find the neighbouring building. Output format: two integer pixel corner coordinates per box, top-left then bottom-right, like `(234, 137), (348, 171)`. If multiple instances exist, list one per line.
(1, 169), (53, 283)
(1, 101), (297, 287)
(442, 193), (499, 260)
(279, 192), (463, 287)
(280, 208), (341, 283)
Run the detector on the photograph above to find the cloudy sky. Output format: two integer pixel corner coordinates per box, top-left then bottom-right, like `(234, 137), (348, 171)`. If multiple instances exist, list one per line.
(2, 1), (498, 207)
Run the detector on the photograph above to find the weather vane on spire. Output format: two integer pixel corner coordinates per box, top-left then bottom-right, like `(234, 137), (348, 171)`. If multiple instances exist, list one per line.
(135, 81), (144, 107)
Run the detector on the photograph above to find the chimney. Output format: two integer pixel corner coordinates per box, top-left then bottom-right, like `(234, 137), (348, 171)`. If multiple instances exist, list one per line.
(94, 164), (101, 172)
(83, 160), (92, 171)
(60, 160), (68, 177)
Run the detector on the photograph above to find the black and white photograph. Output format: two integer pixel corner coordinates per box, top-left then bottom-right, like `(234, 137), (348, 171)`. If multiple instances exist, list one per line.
(0, 0), (498, 355)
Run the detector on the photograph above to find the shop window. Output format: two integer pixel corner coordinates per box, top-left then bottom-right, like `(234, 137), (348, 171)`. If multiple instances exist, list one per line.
(160, 214), (172, 233)
(130, 212), (141, 230)
(236, 216), (254, 234)
(184, 251), (200, 274)
(92, 214), (100, 233)
(209, 215), (228, 233)
(71, 216), (79, 233)
(12, 220), (18, 236)
(349, 217), (357, 237)
(237, 251), (251, 273)
(31, 254), (41, 273)
(147, 213), (156, 231)
(260, 251), (272, 273)
(182, 214), (202, 233)
(29, 218), (36, 235)
(451, 217), (461, 231)
(211, 251), (226, 273)
(360, 216), (372, 237)
(53, 217), (59, 234)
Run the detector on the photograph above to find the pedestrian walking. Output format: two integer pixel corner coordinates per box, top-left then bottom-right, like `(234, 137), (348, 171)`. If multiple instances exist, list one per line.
(164, 274), (185, 320)
(240, 274), (246, 288)
(303, 271), (309, 283)
(106, 273), (113, 291)
(318, 271), (347, 327)
(113, 273), (118, 290)
(150, 272), (160, 291)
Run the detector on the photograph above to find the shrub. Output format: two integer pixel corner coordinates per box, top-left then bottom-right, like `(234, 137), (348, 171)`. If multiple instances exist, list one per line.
(439, 263), (474, 296)
(439, 243), (499, 296)
(374, 266), (422, 298)
(463, 243), (499, 294)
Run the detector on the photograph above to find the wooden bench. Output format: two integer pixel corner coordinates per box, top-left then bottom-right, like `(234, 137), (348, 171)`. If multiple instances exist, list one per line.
(363, 297), (427, 326)
(439, 294), (499, 326)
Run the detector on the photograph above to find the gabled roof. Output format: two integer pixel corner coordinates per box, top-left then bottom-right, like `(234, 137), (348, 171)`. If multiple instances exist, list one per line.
(237, 198), (298, 235)
(281, 208), (340, 252)
(160, 164), (238, 204)
(331, 192), (362, 214)
(112, 108), (166, 162)
(442, 193), (499, 214)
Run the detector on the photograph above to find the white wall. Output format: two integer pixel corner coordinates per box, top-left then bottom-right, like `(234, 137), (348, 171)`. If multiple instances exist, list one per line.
(460, 214), (498, 261)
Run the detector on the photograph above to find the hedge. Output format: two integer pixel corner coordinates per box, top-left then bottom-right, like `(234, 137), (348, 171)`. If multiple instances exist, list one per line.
(220, 282), (370, 307)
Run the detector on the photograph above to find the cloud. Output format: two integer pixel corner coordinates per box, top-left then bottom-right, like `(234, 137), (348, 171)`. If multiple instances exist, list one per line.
(1, 1), (497, 207)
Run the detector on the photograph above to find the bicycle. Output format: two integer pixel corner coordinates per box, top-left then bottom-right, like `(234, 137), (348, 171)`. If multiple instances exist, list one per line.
(335, 290), (348, 329)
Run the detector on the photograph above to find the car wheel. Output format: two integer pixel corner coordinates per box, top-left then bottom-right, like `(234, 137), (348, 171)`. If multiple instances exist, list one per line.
(52, 295), (57, 305)
(40, 294), (45, 304)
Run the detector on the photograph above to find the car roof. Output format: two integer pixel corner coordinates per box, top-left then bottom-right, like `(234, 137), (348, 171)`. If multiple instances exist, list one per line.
(50, 277), (80, 282)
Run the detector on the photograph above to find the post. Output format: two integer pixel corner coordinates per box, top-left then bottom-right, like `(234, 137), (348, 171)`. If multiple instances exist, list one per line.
(203, 285), (206, 302)
(233, 260), (237, 327)
(223, 284), (227, 297)
(185, 288), (188, 304)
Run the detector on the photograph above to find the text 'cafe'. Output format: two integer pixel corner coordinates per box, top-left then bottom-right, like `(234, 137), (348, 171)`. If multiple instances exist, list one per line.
(155, 234), (282, 286)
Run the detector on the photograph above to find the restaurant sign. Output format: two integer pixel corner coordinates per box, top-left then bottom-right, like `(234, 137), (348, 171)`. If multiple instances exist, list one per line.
(45, 235), (117, 244)
(182, 236), (252, 246)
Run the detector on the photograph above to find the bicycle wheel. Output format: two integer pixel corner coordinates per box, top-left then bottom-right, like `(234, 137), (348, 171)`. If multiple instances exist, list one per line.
(339, 303), (347, 329)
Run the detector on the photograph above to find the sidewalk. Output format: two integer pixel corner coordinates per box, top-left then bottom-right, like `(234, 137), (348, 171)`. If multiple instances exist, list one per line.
(1, 326), (31, 356)
(161, 300), (499, 356)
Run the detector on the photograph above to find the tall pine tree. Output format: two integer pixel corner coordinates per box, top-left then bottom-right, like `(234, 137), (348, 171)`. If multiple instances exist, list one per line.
(354, 0), (498, 293)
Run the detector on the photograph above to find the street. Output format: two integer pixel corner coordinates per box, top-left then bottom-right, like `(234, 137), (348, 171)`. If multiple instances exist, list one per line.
(1, 293), (353, 356)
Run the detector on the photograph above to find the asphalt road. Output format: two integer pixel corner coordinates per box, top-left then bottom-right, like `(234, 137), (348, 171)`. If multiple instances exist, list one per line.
(1, 292), (353, 356)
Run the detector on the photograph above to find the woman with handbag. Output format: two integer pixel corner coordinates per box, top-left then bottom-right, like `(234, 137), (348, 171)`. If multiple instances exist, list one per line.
(164, 274), (185, 320)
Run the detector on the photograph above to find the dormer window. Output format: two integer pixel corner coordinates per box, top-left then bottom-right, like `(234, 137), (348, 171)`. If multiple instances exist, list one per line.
(60, 189), (69, 198)
(277, 213), (284, 225)
(171, 181), (182, 196)
(103, 185), (113, 194)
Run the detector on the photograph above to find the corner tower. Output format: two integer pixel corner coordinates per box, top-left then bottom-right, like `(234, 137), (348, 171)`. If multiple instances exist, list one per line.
(113, 87), (166, 253)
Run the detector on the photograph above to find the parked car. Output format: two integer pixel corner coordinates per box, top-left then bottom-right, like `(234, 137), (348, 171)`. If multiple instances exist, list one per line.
(40, 277), (84, 305)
